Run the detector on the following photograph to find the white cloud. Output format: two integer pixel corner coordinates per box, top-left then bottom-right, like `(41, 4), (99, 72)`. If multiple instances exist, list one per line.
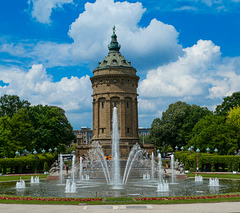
(68, 0), (182, 69)
(138, 39), (240, 116)
(2, 0), (182, 70)
(0, 64), (92, 113)
(139, 40), (221, 98)
(28, 0), (74, 24)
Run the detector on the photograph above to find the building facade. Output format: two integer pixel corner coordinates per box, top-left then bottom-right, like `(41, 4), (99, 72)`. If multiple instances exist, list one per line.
(90, 26), (139, 145)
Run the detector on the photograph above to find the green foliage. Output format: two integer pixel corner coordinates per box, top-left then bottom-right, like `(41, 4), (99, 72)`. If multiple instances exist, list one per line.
(215, 92), (240, 116)
(188, 115), (238, 155)
(150, 101), (211, 150)
(43, 162), (49, 172)
(28, 105), (75, 151)
(227, 105), (240, 128)
(0, 154), (55, 174)
(0, 94), (30, 117)
(0, 94), (75, 157)
(175, 151), (240, 172)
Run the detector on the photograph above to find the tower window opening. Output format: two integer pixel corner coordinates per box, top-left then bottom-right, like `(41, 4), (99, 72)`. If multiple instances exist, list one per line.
(127, 128), (130, 133)
(102, 128), (104, 133)
(102, 102), (104, 108)
(114, 102), (117, 107)
(126, 102), (129, 108)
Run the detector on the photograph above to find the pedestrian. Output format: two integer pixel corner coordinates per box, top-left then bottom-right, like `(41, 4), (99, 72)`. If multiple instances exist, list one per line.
(66, 165), (69, 174)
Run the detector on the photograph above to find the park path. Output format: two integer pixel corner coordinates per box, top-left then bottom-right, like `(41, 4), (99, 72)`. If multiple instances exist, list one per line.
(1, 202), (240, 213)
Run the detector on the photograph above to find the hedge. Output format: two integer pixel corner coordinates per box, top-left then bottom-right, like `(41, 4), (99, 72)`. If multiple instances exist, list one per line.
(174, 151), (240, 172)
(0, 153), (56, 174)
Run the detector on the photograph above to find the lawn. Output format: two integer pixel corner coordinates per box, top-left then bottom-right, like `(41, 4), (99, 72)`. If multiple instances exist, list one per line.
(0, 174), (48, 182)
(186, 173), (240, 179)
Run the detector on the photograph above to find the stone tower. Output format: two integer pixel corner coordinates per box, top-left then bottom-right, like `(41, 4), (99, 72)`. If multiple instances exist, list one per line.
(91, 26), (139, 145)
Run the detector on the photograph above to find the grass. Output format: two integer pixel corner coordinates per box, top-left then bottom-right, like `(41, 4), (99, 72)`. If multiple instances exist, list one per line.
(186, 173), (240, 179)
(0, 174), (48, 182)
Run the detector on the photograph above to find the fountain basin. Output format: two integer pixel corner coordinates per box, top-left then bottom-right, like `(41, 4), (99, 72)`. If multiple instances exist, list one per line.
(1, 178), (240, 198)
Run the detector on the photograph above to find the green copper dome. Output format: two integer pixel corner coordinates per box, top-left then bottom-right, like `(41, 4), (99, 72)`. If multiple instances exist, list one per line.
(108, 25), (121, 51)
(95, 26), (134, 70)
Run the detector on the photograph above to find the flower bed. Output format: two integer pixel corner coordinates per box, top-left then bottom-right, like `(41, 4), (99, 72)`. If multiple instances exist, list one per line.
(135, 194), (240, 201)
(0, 196), (102, 202)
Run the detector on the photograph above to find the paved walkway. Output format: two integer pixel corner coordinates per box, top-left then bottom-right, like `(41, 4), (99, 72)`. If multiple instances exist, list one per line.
(1, 202), (240, 213)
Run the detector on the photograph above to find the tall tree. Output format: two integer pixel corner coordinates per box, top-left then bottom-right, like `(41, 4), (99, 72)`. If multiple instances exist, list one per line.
(215, 92), (240, 116)
(188, 115), (239, 155)
(226, 105), (240, 128)
(0, 109), (34, 158)
(0, 94), (30, 117)
(28, 105), (75, 151)
(150, 101), (211, 149)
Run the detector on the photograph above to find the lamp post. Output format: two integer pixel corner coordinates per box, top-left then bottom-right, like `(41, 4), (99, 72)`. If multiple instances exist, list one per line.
(15, 150), (20, 157)
(33, 149), (37, 155)
(48, 148), (52, 153)
(196, 148), (200, 172)
(188, 147), (191, 153)
(181, 146), (184, 152)
(214, 148), (218, 154)
(42, 149), (46, 155)
(206, 147), (210, 154)
(175, 146), (178, 152)
(54, 147), (58, 152)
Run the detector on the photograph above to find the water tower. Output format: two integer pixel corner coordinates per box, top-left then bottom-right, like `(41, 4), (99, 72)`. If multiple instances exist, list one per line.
(90, 26), (139, 155)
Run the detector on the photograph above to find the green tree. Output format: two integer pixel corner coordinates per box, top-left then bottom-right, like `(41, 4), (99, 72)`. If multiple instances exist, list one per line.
(150, 101), (211, 149)
(0, 116), (12, 157)
(188, 115), (238, 155)
(0, 94), (30, 117)
(226, 105), (240, 128)
(215, 92), (240, 116)
(0, 109), (34, 158)
(28, 105), (75, 151)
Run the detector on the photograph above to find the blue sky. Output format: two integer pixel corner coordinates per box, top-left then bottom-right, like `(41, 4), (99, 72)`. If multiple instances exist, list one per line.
(1, 0), (240, 130)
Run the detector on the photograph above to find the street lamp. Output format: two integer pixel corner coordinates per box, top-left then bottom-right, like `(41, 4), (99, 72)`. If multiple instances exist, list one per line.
(33, 149), (37, 155)
(23, 149), (28, 155)
(54, 147), (58, 152)
(214, 148), (218, 154)
(181, 146), (184, 152)
(15, 150), (20, 156)
(196, 148), (200, 172)
(72, 150), (75, 155)
(206, 147), (210, 153)
(49, 148), (52, 153)
(175, 146), (178, 151)
(188, 147), (191, 153)
(42, 149), (46, 154)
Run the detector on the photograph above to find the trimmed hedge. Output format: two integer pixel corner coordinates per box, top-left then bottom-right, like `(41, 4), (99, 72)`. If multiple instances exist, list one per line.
(0, 153), (56, 174)
(174, 151), (240, 172)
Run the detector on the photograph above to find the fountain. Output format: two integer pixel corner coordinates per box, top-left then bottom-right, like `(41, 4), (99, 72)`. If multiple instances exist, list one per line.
(79, 156), (83, 180)
(16, 177), (25, 189)
(151, 152), (155, 180)
(209, 178), (219, 186)
(65, 179), (76, 193)
(170, 154), (176, 183)
(111, 107), (121, 188)
(122, 143), (146, 184)
(157, 153), (169, 192)
(195, 174), (203, 182)
(157, 179), (169, 192)
(143, 173), (151, 180)
(64, 154), (77, 193)
(30, 176), (40, 184)
(59, 154), (63, 184)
